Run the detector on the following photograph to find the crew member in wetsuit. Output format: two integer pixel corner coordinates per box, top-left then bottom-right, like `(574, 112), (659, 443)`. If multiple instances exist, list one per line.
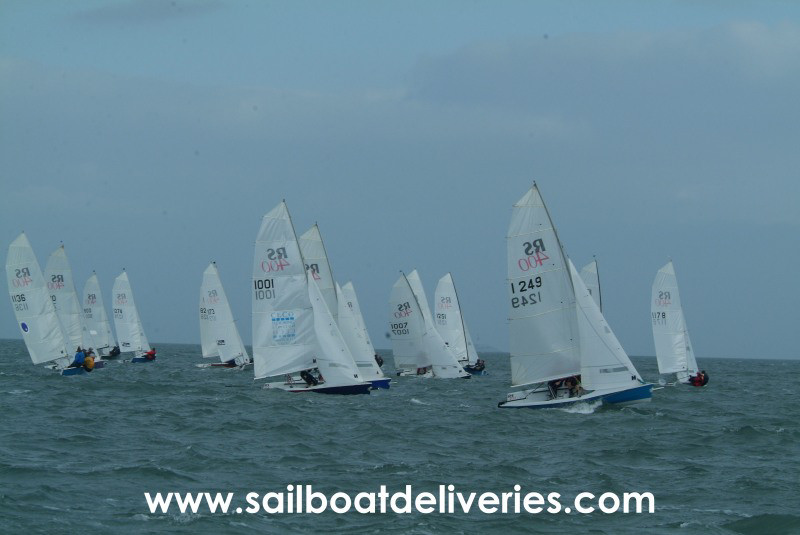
(144, 347), (157, 360)
(701, 370), (709, 386)
(109, 345), (121, 357)
(473, 359), (485, 372)
(300, 369), (318, 386)
(374, 354), (384, 367)
(689, 371), (704, 387)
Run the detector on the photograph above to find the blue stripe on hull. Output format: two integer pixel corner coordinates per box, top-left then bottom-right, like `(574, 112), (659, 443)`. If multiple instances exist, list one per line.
(370, 378), (392, 389)
(297, 384), (371, 395)
(60, 367), (86, 376)
(601, 384), (653, 405)
(465, 369), (487, 376)
(131, 357), (156, 363)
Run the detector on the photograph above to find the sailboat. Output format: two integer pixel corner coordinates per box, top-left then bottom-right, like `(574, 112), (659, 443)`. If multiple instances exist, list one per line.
(82, 272), (117, 358)
(252, 201), (371, 395)
(5, 233), (87, 375)
(580, 259), (602, 312)
(45, 245), (105, 369)
(111, 270), (155, 363)
(388, 270), (470, 379)
(652, 261), (704, 386)
(498, 184), (652, 409)
(433, 273), (485, 375)
(298, 224), (389, 389)
(336, 282), (390, 388)
(199, 262), (251, 368)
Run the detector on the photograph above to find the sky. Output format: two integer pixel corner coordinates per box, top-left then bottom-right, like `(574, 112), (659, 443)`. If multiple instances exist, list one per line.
(2, 0), (799, 360)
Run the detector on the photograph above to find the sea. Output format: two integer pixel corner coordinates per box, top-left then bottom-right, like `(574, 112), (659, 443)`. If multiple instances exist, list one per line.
(0, 339), (798, 534)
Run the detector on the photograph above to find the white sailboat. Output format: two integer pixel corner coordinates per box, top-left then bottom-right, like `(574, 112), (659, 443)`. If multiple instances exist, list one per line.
(252, 201), (370, 395)
(199, 262), (251, 368)
(433, 273), (485, 375)
(388, 270), (469, 379)
(111, 270), (155, 363)
(298, 224), (389, 389)
(82, 272), (118, 358)
(44, 245), (107, 369)
(5, 233), (87, 375)
(336, 282), (390, 388)
(580, 259), (602, 312)
(340, 281), (378, 360)
(498, 184), (652, 409)
(651, 261), (704, 386)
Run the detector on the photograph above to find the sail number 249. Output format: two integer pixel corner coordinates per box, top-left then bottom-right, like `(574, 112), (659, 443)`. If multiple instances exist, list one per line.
(510, 276), (542, 308)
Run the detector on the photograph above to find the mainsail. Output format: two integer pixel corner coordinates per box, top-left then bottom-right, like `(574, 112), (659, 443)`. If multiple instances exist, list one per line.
(200, 262), (249, 365)
(651, 261), (698, 381)
(82, 272), (116, 351)
(111, 271), (150, 354)
(44, 245), (85, 351)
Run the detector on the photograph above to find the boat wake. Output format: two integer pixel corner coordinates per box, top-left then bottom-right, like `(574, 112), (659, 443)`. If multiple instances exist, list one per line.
(410, 398), (430, 406)
(558, 399), (602, 414)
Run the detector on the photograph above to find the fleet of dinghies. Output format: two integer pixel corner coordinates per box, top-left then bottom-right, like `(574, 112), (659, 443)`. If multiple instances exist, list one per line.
(6, 185), (707, 406)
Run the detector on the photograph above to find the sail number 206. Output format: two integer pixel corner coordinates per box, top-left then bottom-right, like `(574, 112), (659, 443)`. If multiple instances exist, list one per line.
(510, 276), (542, 308)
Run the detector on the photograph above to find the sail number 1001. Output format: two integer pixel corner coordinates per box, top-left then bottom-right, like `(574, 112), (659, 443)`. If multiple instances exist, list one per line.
(510, 276), (542, 308)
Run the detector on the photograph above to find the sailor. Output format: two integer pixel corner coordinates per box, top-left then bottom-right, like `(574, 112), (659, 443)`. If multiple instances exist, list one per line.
(473, 358), (485, 371)
(548, 378), (563, 399)
(144, 347), (157, 360)
(689, 371), (703, 387)
(701, 371), (709, 386)
(374, 354), (384, 367)
(109, 345), (121, 357)
(83, 353), (95, 372)
(300, 369), (318, 386)
(69, 347), (86, 368)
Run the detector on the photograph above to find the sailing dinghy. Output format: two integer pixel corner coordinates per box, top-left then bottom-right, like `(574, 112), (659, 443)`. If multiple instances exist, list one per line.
(200, 262), (251, 368)
(111, 270), (155, 363)
(6, 233), (88, 375)
(336, 282), (390, 388)
(45, 245), (105, 369)
(652, 261), (705, 386)
(498, 184), (652, 409)
(82, 272), (117, 359)
(433, 273), (485, 375)
(252, 201), (370, 395)
(388, 270), (470, 379)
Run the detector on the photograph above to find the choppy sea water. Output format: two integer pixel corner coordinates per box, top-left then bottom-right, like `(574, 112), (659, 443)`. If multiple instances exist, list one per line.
(0, 339), (798, 534)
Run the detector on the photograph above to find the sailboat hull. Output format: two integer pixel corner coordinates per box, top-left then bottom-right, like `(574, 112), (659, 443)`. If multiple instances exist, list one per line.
(60, 367), (88, 376)
(498, 383), (653, 409)
(370, 378), (392, 389)
(131, 356), (156, 363)
(463, 365), (487, 376)
(263, 381), (372, 395)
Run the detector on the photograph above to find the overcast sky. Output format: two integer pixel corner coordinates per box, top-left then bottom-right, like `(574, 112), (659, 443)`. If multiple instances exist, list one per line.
(2, 1), (798, 360)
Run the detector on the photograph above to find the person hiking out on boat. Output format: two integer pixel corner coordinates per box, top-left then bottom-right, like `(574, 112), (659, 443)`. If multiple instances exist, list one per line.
(689, 371), (704, 387)
(109, 345), (121, 357)
(68, 347), (86, 368)
(374, 354), (384, 367)
(548, 378), (564, 399)
(701, 371), (709, 386)
(473, 359), (485, 372)
(300, 369), (319, 386)
(144, 347), (156, 360)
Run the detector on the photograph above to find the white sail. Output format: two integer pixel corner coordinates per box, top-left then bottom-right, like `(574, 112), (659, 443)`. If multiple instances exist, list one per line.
(309, 276), (364, 387)
(341, 281), (376, 354)
(651, 261), (698, 379)
(569, 259), (642, 391)
(507, 184), (580, 386)
(44, 245), (84, 352)
(580, 259), (602, 312)
(388, 273), (429, 373)
(433, 272), (474, 365)
(82, 272), (116, 351)
(299, 224), (338, 323)
(200, 262), (250, 365)
(6, 233), (71, 366)
(336, 282), (385, 380)
(111, 271), (150, 354)
(406, 270), (467, 378)
(464, 325), (479, 365)
(252, 201), (316, 380)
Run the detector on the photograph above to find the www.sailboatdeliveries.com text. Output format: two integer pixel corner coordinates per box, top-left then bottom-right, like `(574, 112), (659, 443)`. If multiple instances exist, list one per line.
(145, 485), (655, 515)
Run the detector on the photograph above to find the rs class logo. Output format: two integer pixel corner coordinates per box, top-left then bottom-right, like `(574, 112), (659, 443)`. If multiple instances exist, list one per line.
(523, 239), (546, 255)
(15, 268), (31, 278)
(51, 274), (64, 283)
(394, 302), (412, 318)
(207, 289), (219, 304)
(266, 247), (287, 260)
(655, 290), (672, 306)
(86, 293), (97, 305)
(304, 263), (322, 280)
